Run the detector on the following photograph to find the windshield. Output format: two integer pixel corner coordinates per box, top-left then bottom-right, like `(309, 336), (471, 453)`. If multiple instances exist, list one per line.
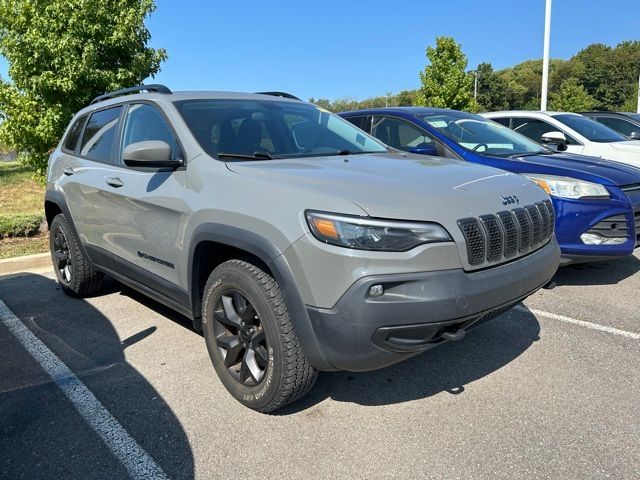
(174, 99), (388, 159)
(627, 113), (640, 122)
(553, 114), (628, 143)
(416, 111), (550, 157)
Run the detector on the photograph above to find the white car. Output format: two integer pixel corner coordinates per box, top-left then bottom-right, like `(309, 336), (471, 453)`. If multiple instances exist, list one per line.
(481, 111), (640, 168)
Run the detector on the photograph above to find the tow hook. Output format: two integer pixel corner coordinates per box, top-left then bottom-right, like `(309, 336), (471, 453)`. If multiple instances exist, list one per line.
(441, 329), (466, 342)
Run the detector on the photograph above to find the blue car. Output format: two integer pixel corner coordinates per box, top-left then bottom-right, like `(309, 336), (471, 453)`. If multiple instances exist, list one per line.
(340, 107), (640, 264)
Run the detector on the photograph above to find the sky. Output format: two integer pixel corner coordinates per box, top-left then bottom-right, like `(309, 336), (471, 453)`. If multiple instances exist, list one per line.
(1, 0), (638, 101)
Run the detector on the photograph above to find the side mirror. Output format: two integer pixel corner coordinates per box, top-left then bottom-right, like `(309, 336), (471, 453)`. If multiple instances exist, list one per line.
(409, 143), (438, 156)
(123, 140), (181, 168)
(540, 131), (568, 152)
(629, 131), (640, 141)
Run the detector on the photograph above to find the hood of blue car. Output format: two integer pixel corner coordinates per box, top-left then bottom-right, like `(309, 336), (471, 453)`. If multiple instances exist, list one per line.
(477, 151), (640, 187)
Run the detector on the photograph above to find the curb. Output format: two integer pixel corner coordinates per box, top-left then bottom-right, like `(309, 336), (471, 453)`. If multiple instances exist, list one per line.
(0, 252), (51, 276)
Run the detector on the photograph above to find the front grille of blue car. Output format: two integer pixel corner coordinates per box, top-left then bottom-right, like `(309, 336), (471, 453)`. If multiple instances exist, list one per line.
(635, 210), (640, 246)
(586, 215), (629, 239)
(621, 182), (640, 193)
(458, 200), (555, 267)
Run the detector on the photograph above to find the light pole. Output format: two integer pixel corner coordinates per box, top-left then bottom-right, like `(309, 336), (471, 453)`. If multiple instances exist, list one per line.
(540, 0), (552, 111)
(474, 70), (479, 101)
(637, 73), (640, 113)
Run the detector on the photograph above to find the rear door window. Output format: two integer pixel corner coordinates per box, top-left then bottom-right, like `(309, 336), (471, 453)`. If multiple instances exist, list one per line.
(79, 106), (123, 163)
(63, 115), (87, 153)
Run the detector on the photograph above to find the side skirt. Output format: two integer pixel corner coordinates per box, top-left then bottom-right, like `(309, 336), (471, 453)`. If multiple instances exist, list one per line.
(92, 263), (195, 321)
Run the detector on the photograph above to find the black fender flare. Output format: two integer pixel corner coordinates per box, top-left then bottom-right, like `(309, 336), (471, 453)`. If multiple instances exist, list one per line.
(44, 190), (92, 261)
(187, 223), (334, 371)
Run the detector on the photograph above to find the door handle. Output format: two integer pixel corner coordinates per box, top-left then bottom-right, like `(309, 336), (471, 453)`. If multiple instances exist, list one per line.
(106, 177), (124, 188)
(63, 167), (74, 176)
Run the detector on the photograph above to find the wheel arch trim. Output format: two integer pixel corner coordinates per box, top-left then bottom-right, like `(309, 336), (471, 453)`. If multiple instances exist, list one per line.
(44, 190), (93, 262)
(187, 223), (334, 371)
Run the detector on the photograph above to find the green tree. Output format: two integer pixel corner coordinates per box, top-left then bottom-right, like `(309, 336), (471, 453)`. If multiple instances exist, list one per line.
(475, 63), (508, 112)
(549, 57), (583, 95)
(605, 41), (640, 110)
(572, 43), (616, 109)
(621, 97), (638, 113)
(309, 40), (640, 115)
(549, 78), (597, 111)
(308, 98), (333, 111)
(417, 36), (476, 111)
(496, 58), (567, 110)
(0, 0), (167, 175)
(396, 89), (420, 106)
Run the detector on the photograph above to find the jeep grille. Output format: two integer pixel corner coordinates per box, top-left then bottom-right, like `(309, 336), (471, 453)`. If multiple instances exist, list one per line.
(458, 200), (555, 267)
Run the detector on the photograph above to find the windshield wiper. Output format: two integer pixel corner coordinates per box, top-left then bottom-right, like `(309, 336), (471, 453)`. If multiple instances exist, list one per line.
(344, 150), (389, 155)
(329, 150), (386, 156)
(217, 151), (273, 160)
(508, 151), (549, 158)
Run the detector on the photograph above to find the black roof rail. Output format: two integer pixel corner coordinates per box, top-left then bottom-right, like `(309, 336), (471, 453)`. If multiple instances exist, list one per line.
(90, 84), (172, 105)
(255, 91), (301, 101)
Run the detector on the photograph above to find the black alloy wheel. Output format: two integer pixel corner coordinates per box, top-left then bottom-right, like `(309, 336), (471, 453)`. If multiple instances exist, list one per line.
(202, 259), (318, 412)
(52, 226), (73, 284)
(212, 289), (269, 386)
(49, 213), (103, 297)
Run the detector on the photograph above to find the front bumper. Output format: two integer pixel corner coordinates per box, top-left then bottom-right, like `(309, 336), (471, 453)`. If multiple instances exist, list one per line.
(306, 240), (560, 372)
(553, 194), (639, 264)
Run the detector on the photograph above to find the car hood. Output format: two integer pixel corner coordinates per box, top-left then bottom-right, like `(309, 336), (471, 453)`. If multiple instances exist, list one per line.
(497, 151), (640, 187)
(226, 153), (546, 221)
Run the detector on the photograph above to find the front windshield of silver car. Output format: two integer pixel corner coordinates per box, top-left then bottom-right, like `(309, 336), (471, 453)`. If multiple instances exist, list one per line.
(417, 111), (551, 158)
(175, 99), (388, 159)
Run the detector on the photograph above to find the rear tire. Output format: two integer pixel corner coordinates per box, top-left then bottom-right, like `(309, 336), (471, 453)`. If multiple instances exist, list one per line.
(202, 259), (318, 412)
(49, 213), (103, 297)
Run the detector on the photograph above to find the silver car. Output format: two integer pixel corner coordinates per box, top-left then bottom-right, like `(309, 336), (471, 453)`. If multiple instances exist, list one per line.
(46, 86), (560, 411)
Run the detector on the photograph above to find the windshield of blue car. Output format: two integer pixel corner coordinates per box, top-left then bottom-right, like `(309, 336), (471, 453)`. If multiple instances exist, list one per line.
(416, 111), (551, 158)
(552, 114), (628, 143)
(627, 113), (640, 122)
(174, 99), (388, 159)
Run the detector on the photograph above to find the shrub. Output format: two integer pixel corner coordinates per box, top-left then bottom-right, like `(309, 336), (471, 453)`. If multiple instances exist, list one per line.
(0, 213), (44, 238)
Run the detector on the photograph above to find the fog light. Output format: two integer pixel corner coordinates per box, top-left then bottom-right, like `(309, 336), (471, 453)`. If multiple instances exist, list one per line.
(369, 285), (384, 297)
(580, 233), (627, 245)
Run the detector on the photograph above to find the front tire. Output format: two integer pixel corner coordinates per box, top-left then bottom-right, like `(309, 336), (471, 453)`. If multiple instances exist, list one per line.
(49, 213), (103, 297)
(202, 260), (318, 412)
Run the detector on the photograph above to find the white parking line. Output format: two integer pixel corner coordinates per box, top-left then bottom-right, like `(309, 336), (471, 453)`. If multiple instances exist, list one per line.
(0, 300), (168, 480)
(515, 304), (640, 340)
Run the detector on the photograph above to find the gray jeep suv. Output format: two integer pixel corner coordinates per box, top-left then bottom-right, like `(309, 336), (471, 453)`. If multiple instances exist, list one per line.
(46, 85), (560, 412)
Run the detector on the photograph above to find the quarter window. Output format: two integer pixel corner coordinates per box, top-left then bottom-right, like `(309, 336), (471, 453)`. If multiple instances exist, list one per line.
(80, 107), (123, 162)
(121, 104), (181, 160)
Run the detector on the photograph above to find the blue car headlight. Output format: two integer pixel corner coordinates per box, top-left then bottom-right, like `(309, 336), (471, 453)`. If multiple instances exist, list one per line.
(523, 174), (610, 200)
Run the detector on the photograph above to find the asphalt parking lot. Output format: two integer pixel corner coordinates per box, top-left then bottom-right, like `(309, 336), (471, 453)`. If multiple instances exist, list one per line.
(1, 254), (639, 480)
